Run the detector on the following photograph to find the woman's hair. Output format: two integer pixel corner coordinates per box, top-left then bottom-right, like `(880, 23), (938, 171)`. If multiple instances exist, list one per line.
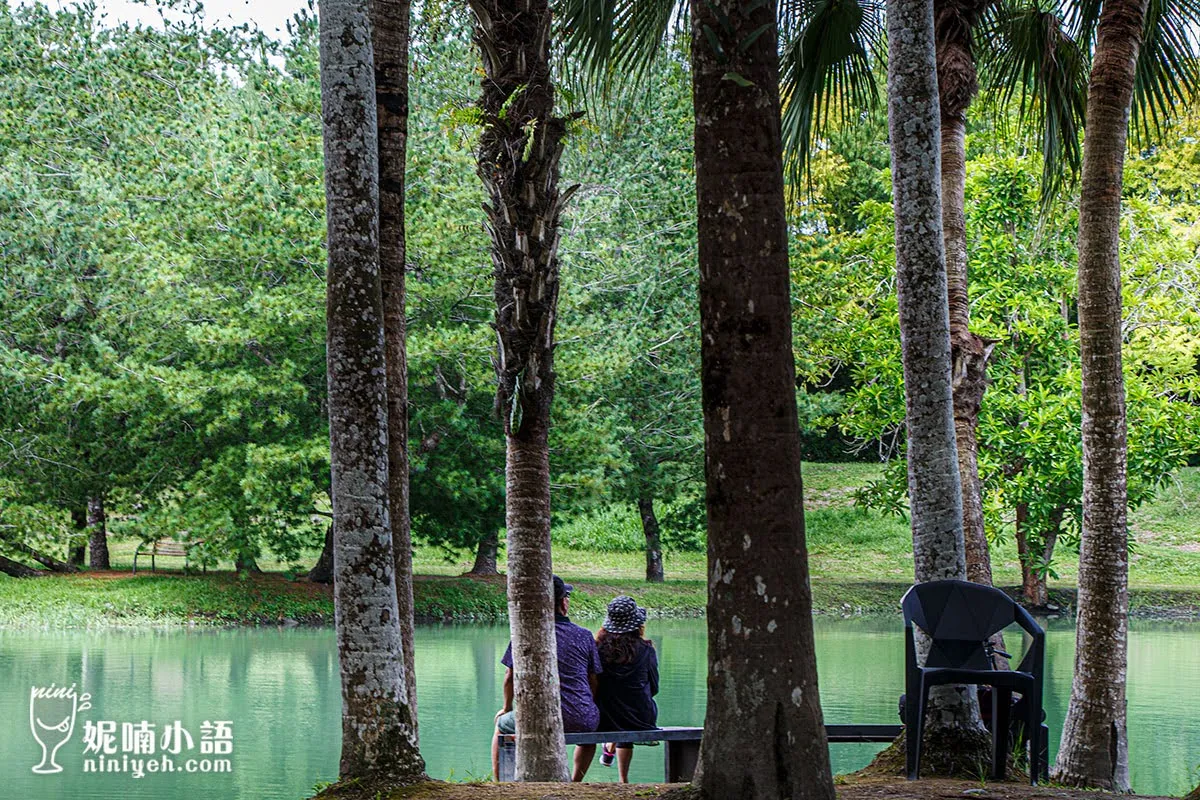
(596, 627), (650, 666)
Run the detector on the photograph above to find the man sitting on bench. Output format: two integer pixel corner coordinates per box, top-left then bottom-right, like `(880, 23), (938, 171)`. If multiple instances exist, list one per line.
(491, 575), (603, 781)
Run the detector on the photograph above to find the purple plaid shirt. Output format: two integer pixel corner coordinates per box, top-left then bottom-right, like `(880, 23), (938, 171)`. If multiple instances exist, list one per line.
(502, 615), (602, 732)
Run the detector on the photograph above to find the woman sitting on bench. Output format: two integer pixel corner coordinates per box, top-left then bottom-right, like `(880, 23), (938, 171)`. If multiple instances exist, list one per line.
(594, 596), (659, 783)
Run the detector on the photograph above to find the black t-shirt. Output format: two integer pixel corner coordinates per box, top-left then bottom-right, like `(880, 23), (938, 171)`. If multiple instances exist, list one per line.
(596, 640), (659, 732)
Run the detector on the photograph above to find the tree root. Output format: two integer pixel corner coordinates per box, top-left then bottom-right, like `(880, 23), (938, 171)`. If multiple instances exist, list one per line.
(860, 725), (1013, 781)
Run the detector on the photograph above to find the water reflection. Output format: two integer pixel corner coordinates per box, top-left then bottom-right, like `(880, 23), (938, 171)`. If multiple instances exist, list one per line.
(0, 617), (1196, 799)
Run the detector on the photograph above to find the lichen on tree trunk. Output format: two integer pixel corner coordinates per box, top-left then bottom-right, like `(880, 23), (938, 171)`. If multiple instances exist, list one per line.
(373, 0), (419, 731)
(886, 0), (989, 767)
(319, 0), (423, 783)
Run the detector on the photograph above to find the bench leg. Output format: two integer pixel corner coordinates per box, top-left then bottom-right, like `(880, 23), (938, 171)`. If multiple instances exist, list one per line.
(664, 739), (700, 782)
(497, 737), (516, 782)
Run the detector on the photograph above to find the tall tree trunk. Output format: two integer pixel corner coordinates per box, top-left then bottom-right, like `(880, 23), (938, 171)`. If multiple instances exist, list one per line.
(935, 0), (995, 587)
(470, 0), (572, 780)
(1014, 503), (1045, 606)
(1037, 512), (1062, 603)
(373, 0), (419, 730)
(87, 495), (110, 570)
(235, 554), (262, 574)
(309, 524), (335, 584)
(1052, 0), (1144, 787)
(0, 554), (41, 577)
(468, 529), (499, 576)
(319, 0), (424, 782)
(638, 495), (664, 583)
(12, 539), (78, 573)
(1015, 506), (1064, 608)
(887, 0), (988, 761)
(690, 4), (834, 799)
(69, 508), (87, 568)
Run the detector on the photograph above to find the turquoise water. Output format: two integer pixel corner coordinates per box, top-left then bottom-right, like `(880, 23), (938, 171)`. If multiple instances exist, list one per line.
(0, 617), (1197, 798)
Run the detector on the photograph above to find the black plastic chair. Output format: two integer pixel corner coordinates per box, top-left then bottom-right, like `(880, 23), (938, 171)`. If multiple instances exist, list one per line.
(902, 579), (1045, 784)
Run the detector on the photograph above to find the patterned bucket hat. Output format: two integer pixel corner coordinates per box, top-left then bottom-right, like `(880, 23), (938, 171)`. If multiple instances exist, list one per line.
(603, 595), (648, 634)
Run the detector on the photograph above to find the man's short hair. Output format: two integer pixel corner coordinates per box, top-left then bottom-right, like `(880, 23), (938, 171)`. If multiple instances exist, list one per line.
(553, 574), (573, 603)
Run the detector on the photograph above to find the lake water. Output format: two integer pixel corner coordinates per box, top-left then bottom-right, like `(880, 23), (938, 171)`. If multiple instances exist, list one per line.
(1, 617), (1197, 799)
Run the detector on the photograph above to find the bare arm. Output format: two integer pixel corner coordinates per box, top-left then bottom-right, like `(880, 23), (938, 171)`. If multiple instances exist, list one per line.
(589, 671), (598, 697)
(501, 667), (514, 713)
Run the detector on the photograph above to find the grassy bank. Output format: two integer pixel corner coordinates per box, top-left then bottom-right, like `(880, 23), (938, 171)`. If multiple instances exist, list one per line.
(4, 569), (1200, 628)
(1, 463), (1198, 627)
(311, 775), (1182, 800)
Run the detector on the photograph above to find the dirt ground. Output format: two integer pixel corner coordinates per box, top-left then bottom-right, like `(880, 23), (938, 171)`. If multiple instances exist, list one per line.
(316, 775), (1176, 800)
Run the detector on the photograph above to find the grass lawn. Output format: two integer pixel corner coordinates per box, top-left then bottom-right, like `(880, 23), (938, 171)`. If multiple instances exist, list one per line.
(3, 463), (1199, 627)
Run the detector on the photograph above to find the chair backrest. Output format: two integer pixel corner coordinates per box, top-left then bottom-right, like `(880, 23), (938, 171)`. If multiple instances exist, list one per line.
(902, 580), (1023, 670)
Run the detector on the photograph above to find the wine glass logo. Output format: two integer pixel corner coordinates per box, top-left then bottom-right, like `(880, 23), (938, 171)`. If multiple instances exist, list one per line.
(29, 684), (91, 775)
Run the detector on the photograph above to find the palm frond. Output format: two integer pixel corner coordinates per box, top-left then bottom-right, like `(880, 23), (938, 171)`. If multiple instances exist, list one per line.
(779, 0), (886, 191)
(980, 1), (1088, 206)
(557, 0), (685, 97)
(1062, 0), (1102, 53)
(1129, 0), (1200, 145)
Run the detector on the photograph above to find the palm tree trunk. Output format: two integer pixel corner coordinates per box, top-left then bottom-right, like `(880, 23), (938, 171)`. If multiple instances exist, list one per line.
(470, 0), (572, 780)
(690, 3), (834, 799)
(941, 113), (994, 586)
(373, 0), (419, 731)
(1052, 0), (1145, 788)
(503, 408), (564, 781)
(87, 495), (110, 570)
(887, 0), (989, 761)
(319, 0), (423, 782)
(935, 0), (995, 587)
(638, 495), (664, 583)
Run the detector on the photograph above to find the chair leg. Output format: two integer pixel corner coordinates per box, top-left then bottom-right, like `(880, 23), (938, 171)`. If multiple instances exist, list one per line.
(908, 680), (928, 781)
(991, 688), (1012, 780)
(1038, 723), (1049, 783)
(1027, 698), (1042, 785)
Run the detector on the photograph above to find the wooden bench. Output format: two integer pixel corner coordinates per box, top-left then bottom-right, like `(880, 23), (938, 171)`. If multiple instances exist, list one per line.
(133, 538), (204, 574)
(496, 724), (906, 782)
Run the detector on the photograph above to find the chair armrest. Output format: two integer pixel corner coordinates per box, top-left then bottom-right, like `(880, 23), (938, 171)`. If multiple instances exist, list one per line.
(1013, 604), (1044, 639)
